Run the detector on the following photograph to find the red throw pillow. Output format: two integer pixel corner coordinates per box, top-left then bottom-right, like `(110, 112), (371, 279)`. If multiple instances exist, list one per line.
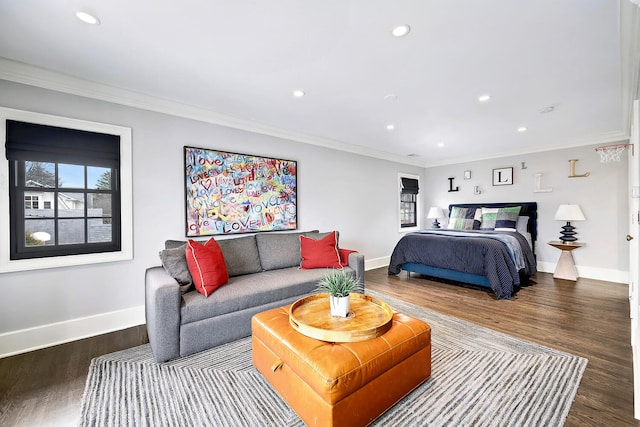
(339, 248), (357, 266)
(299, 231), (342, 269)
(185, 238), (229, 296)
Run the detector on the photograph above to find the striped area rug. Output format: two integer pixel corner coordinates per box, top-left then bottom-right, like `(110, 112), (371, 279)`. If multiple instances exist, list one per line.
(80, 292), (587, 426)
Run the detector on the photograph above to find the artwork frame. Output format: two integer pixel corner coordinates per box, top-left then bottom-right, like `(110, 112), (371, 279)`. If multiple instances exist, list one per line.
(492, 167), (513, 186)
(184, 146), (297, 236)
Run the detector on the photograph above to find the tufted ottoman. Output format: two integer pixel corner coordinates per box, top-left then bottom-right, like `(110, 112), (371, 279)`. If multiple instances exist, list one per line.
(251, 305), (431, 426)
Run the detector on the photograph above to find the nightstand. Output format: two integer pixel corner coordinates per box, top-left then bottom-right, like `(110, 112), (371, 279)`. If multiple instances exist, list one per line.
(548, 241), (584, 281)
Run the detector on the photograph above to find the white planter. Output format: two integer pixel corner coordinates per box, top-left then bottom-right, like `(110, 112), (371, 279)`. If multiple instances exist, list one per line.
(330, 295), (350, 317)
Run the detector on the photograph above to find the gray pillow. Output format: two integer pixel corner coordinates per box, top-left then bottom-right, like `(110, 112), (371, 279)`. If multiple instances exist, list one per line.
(165, 239), (187, 249)
(255, 230), (319, 270)
(159, 245), (193, 294)
(217, 235), (262, 277)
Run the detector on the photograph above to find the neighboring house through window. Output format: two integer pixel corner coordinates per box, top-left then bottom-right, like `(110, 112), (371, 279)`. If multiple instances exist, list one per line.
(24, 194), (39, 209)
(1, 108), (132, 272)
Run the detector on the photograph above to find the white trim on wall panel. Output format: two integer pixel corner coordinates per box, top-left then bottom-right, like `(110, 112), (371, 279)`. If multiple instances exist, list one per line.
(0, 305), (145, 359)
(0, 107), (133, 272)
(365, 256), (391, 271)
(537, 261), (629, 284)
(371, 257), (628, 285)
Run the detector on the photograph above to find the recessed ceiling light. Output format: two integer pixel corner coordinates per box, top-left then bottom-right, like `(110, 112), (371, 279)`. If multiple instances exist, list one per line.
(517, 127), (527, 133)
(391, 24), (411, 37)
(386, 124), (395, 130)
(478, 94), (491, 103)
(437, 142), (445, 147)
(292, 90), (305, 98)
(384, 94), (398, 101)
(76, 11), (100, 25)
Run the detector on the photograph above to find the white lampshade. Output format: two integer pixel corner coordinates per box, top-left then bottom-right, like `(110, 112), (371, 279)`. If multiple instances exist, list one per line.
(427, 207), (445, 219)
(554, 204), (586, 221)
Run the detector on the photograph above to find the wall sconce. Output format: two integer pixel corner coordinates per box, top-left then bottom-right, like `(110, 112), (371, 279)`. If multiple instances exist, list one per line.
(427, 207), (445, 229)
(554, 204), (586, 242)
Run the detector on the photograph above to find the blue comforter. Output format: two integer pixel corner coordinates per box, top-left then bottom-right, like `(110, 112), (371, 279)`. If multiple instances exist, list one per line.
(388, 229), (537, 299)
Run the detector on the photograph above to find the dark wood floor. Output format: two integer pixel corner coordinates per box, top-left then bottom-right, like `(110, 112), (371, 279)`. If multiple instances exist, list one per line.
(0, 268), (638, 426)
(367, 268), (639, 427)
(0, 324), (149, 426)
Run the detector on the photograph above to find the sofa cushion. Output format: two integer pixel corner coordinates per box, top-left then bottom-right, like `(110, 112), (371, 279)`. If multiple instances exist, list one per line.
(216, 235), (262, 277)
(185, 239), (229, 297)
(159, 245), (193, 294)
(300, 231), (342, 269)
(180, 266), (356, 324)
(255, 230), (319, 271)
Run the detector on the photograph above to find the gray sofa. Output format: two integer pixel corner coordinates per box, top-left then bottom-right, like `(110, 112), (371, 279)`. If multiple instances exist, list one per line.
(145, 230), (365, 362)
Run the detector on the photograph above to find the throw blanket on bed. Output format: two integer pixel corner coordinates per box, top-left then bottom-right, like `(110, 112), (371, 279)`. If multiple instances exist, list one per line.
(417, 230), (533, 271)
(388, 230), (537, 299)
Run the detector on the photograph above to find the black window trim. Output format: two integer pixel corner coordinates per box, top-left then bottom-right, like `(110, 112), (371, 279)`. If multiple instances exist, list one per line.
(9, 160), (122, 260)
(398, 173), (421, 232)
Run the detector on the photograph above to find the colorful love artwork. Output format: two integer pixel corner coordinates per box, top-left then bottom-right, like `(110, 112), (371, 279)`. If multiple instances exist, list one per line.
(184, 146), (297, 236)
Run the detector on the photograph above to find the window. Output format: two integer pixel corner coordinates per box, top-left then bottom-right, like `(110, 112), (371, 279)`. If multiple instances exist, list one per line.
(399, 174), (421, 232)
(7, 120), (121, 259)
(25, 194), (39, 209)
(1, 108), (132, 272)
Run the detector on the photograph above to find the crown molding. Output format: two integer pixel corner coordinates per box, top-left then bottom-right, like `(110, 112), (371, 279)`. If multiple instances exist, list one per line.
(0, 58), (426, 168)
(0, 56), (632, 170)
(422, 129), (630, 168)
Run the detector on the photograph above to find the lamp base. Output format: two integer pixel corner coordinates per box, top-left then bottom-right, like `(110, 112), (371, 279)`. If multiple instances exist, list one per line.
(559, 221), (577, 242)
(432, 219), (441, 229)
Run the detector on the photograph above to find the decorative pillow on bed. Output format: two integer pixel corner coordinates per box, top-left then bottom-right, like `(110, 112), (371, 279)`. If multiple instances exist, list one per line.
(480, 206), (521, 231)
(516, 216), (529, 235)
(516, 215), (533, 249)
(447, 207), (482, 230)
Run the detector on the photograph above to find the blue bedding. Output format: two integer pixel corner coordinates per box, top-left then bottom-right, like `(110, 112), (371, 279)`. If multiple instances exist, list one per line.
(388, 229), (537, 299)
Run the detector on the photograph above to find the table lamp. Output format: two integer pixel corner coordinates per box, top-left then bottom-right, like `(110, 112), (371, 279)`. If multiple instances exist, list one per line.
(427, 207), (445, 229)
(554, 204), (586, 242)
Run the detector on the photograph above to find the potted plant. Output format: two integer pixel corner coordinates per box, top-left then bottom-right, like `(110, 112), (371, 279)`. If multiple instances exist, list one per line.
(316, 270), (363, 317)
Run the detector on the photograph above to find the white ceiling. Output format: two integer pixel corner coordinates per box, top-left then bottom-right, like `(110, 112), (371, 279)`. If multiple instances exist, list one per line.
(0, 1), (637, 166)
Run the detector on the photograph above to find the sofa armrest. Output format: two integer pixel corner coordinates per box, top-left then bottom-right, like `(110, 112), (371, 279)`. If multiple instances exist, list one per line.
(145, 266), (182, 362)
(346, 251), (365, 290)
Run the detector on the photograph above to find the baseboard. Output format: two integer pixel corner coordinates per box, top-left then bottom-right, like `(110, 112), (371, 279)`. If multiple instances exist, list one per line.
(365, 257), (629, 284)
(1, 260), (626, 358)
(366, 256), (390, 271)
(0, 305), (145, 359)
(537, 261), (629, 284)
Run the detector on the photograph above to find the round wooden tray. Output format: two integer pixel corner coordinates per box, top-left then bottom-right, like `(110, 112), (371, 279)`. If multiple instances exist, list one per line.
(289, 293), (394, 342)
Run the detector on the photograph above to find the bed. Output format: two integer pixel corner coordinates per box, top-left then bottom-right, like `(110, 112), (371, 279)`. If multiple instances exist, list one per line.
(388, 202), (538, 299)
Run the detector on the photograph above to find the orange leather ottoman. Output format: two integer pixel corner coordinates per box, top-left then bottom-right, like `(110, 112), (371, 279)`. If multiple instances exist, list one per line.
(251, 306), (431, 427)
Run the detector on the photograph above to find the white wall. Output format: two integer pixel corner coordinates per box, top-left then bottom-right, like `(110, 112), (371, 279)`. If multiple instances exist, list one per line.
(0, 79), (630, 357)
(423, 146), (629, 282)
(0, 80), (423, 356)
